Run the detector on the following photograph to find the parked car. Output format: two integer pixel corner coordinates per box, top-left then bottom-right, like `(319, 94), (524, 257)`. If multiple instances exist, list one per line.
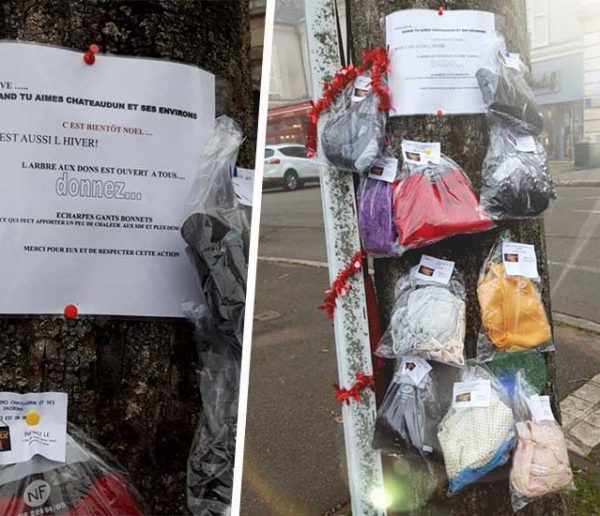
(263, 144), (320, 191)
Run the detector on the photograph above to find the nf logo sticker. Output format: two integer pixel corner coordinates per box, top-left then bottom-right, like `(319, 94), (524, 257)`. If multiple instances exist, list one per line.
(23, 480), (51, 508)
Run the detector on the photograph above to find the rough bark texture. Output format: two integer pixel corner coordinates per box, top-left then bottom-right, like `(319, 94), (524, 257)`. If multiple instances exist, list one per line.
(0, 1), (254, 514)
(348, 1), (567, 514)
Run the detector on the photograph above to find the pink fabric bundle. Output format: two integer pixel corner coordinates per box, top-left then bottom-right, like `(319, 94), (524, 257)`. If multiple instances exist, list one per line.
(510, 420), (573, 501)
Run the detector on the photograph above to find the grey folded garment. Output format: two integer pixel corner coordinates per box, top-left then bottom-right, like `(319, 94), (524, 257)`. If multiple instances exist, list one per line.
(321, 85), (385, 173)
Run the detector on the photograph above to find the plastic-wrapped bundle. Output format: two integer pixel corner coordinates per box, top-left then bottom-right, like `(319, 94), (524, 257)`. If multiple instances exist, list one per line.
(181, 116), (248, 515)
(357, 176), (397, 256)
(373, 358), (459, 456)
(437, 365), (515, 495)
(476, 33), (543, 135)
(307, 47), (389, 173)
(0, 426), (146, 515)
(377, 263), (466, 367)
(392, 154), (494, 252)
(477, 231), (553, 362)
(480, 122), (555, 219)
(510, 373), (573, 511)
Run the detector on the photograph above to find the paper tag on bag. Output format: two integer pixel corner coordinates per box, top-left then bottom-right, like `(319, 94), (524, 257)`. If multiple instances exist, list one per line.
(499, 51), (524, 71)
(401, 140), (441, 165)
(508, 130), (536, 153)
(351, 75), (372, 102)
(527, 395), (556, 423)
(368, 157), (398, 182)
(502, 242), (539, 279)
(414, 255), (455, 285)
(396, 356), (432, 386)
(0, 392), (68, 465)
(452, 380), (491, 408)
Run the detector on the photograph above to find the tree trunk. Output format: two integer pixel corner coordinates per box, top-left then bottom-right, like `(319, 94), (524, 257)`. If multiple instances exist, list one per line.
(347, 1), (567, 514)
(0, 1), (254, 514)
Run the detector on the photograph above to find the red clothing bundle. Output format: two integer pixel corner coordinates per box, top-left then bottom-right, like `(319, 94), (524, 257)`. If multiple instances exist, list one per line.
(393, 158), (494, 250)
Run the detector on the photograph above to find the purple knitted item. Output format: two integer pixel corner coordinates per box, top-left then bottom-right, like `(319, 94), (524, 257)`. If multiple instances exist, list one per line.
(358, 177), (397, 255)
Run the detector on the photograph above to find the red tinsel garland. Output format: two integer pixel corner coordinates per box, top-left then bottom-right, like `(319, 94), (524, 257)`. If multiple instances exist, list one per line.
(306, 47), (390, 157)
(318, 249), (365, 320)
(334, 372), (375, 405)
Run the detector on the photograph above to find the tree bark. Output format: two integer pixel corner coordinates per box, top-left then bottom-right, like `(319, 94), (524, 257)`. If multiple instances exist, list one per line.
(347, 1), (567, 514)
(0, 1), (254, 514)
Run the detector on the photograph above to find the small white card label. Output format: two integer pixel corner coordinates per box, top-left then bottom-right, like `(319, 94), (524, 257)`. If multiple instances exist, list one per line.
(396, 356), (432, 386)
(401, 140), (441, 165)
(368, 157), (398, 183)
(527, 395), (556, 423)
(508, 130), (536, 153)
(502, 242), (539, 279)
(499, 51), (523, 71)
(452, 379), (491, 408)
(352, 75), (372, 102)
(0, 392), (68, 465)
(414, 255), (455, 285)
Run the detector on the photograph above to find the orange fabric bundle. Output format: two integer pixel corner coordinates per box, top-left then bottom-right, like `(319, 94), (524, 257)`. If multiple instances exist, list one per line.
(477, 263), (551, 351)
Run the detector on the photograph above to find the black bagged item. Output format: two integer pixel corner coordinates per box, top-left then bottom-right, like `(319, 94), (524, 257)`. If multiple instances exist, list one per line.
(181, 116), (248, 515)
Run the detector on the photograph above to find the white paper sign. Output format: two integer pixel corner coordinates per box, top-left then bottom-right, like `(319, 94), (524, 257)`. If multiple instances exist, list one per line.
(396, 356), (432, 386)
(452, 379), (491, 408)
(401, 140), (441, 165)
(502, 242), (539, 279)
(351, 75), (372, 102)
(415, 255), (455, 285)
(368, 157), (398, 182)
(386, 9), (495, 115)
(0, 42), (215, 317)
(508, 130), (536, 153)
(231, 166), (254, 207)
(0, 392), (68, 465)
(527, 395), (556, 423)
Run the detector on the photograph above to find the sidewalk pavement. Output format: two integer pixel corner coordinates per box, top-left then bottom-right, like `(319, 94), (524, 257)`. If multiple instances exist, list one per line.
(243, 259), (600, 515)
(550, 161), (600, 186)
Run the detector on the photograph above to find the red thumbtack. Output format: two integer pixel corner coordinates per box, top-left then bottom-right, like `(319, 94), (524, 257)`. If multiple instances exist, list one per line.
(436, 109), (444, 117)
(83, 44), (99, 65)
(438, 5), (444, 15)
(64, 304), (78, 319)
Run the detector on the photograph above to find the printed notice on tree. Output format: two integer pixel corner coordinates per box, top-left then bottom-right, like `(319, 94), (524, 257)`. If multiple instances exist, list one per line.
(385, 9), (495, 115)
(0, 42), (215, 316)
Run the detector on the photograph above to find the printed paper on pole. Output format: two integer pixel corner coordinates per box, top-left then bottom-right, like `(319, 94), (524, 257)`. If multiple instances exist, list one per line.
(0, 42), (215, 317)
(386, 9), (495, 115)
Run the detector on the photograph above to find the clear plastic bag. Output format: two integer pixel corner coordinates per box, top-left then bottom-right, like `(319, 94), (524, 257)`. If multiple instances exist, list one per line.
(480, 120), (555, 220)
(309, 47), (390, 173)
(372, 358), (459, 457)
(357, 157), (399, 256)
(476, 231), (553, 362)
(181, 116), (248, 515)
(0, 425), (146, 515)
(437, 364), (515, 495)
(392, 154), (494, 253)
(376, 264), (467, 367)
(509, 372), (574, 511)
(476, 33), (544, 135)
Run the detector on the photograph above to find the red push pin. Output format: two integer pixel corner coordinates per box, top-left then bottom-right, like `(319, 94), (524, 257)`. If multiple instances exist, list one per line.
(436, 109), (444, 117)
(437, 5), (444, 15)
(83, 44), (99, 65)
(64, 304), (78, 319)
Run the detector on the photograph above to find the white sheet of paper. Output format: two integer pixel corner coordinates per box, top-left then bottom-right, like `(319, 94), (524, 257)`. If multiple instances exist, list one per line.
(0, 392), (68, 465)
(0, 42), (215, 317)
(386, 9), (495, 115)
(502, 242), (539, 279)
(414, 255), (455, 285)
(452, 379), (491, 408)
(231, 167), (255, 207)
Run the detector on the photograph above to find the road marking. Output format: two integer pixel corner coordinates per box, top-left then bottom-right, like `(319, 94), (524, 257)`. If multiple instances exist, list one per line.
(549, 260), (600, 275)
(258, 256), (328, 268)
(571, 210), (600, 214)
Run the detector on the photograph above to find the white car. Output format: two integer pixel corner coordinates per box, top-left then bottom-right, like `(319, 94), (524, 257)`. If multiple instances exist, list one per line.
(263, 144), (320, 191)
